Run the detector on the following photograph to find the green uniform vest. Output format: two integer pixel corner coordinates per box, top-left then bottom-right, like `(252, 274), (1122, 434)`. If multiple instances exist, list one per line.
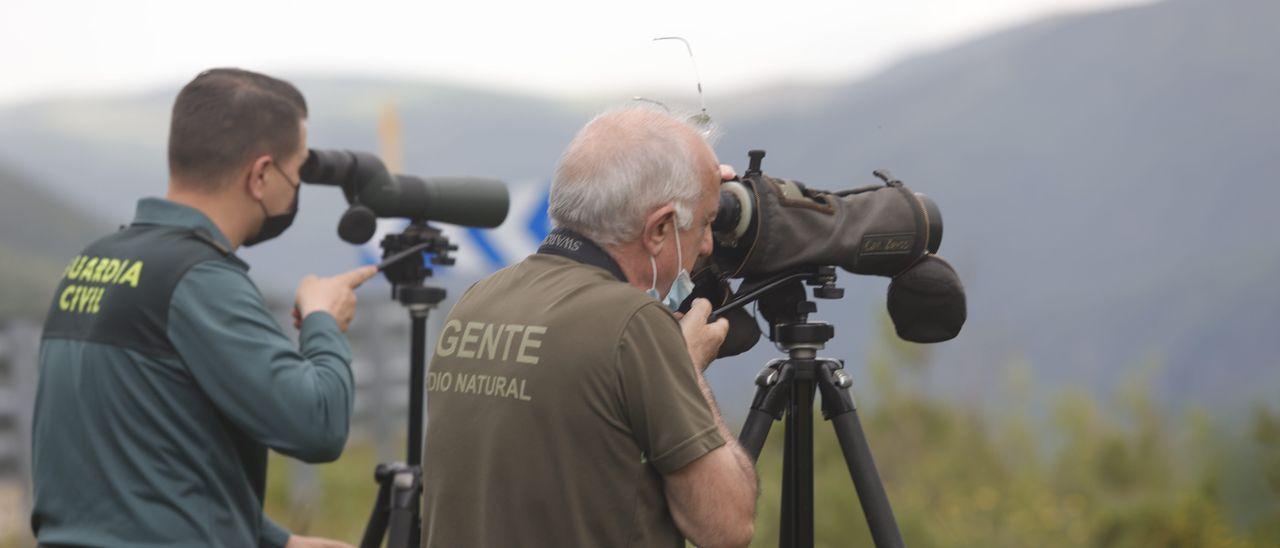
(42, 224), (233, 357)
(31, 200), (335, 548)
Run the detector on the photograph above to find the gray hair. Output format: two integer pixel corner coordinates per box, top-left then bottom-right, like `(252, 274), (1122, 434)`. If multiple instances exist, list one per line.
(548, 105), (716, 246)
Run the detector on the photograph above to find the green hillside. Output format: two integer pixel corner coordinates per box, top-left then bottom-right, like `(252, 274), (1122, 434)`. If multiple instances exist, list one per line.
(0, 165), (105, 319)
(0, 0), (1276, 407)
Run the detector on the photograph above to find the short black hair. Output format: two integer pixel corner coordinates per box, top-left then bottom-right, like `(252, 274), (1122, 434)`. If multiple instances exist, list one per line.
(168, 68), (308, 189)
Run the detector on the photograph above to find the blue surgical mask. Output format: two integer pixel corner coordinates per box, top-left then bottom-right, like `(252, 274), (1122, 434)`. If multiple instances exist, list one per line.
(646, 226), (696, 311)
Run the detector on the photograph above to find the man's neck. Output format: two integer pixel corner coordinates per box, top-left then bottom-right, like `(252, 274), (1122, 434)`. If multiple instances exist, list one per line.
(603, 240), (652, 293)
(165, 185), (246, 250)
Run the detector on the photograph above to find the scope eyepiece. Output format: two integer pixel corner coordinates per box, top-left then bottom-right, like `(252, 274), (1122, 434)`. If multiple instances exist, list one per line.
(712, 180), (754, 243)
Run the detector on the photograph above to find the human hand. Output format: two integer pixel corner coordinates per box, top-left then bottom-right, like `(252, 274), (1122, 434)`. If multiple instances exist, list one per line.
(679, 298), (729, 372)
(720, 164), (737, 181)
(294, 265), (378, 332)
(284, 534), (355, 548)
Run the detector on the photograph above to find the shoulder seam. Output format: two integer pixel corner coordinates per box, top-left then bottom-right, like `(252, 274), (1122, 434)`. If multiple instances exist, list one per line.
(610, 300), (680, 409)
(166, 258), (260, 338)
(611, 301), (652, 396)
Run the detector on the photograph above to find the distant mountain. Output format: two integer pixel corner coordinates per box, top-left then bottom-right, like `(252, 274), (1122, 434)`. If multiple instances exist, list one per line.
(0, 0), (1275, 408)
(0, 164), (106, 318)
(710, 0), (1280, 403)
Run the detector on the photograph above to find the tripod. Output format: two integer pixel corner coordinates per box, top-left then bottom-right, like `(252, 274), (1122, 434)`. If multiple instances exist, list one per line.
(359, 221), (455, 548)
(733, 268), (905, 548)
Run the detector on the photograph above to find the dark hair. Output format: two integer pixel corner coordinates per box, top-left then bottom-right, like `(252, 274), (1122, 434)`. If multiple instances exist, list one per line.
(168, 68), (308, 189)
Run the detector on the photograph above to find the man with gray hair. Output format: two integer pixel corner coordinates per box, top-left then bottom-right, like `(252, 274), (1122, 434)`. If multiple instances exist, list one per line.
(421, 106), (757, 547)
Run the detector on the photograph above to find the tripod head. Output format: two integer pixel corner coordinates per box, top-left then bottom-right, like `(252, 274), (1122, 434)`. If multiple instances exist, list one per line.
(378, 221), (454, 309)
(708, 265), (845, 352)
(759, 267), (840, 354)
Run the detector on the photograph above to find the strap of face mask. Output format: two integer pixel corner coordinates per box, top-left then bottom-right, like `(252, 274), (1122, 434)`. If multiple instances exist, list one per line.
(675, 224), (684, 274)
(647, 255), (660, 296)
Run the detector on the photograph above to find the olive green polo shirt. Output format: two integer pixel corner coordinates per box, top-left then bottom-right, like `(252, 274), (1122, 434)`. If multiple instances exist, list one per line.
(32, 198), (354, 547)
(421, 252), (725, 547)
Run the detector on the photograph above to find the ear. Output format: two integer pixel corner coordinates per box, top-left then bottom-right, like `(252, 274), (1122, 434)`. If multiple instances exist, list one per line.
(641, 204), (677, 256)
(245, 155), (273, 200)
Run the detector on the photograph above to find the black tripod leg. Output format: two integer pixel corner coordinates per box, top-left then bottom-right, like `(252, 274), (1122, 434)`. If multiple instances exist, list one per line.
(364, 304), (432, 548)
(817, 362), (904, 548)
(738, 361), (789, 461)
(780, 364), (816, 548)
(361, 463), (423, 548)
(405, 312), (427, 547)
(407, 313), (426, 467)
(359, 465), (393, 548)
(385, 465), (423, 548)
(739, 408), (777, 461)
(780, 400), (794, 547)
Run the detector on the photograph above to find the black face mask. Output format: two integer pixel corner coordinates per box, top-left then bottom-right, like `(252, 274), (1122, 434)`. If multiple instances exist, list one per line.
(244, 164), (300, 247)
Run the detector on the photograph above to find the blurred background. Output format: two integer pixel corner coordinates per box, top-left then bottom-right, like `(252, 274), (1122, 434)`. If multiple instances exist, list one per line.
(2, 0), (1278, 545)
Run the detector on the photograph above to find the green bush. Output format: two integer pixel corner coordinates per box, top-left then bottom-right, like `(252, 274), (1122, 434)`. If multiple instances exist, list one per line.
(257, 328), (1279, 547)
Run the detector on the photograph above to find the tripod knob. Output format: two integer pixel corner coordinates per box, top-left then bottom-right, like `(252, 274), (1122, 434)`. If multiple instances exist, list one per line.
(756, 367), (781, 387)
(747, 149), (766, 175)
(833, 370), (853, 389)
(394, 471), (417, 489)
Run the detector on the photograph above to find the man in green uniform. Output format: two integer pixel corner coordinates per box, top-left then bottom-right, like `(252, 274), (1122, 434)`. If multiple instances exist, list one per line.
(31, 68), (373, 548)
(422, 106), (758, 547)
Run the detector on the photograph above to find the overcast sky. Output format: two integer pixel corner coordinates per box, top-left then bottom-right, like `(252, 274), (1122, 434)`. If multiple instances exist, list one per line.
(1, 0), (1152, 107)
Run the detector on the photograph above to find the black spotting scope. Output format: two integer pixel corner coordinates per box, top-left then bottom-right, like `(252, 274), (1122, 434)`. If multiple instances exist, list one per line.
(300, 149), (510, 244)
(694, 149), (965, 346)
(711, 149), (943, 279)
